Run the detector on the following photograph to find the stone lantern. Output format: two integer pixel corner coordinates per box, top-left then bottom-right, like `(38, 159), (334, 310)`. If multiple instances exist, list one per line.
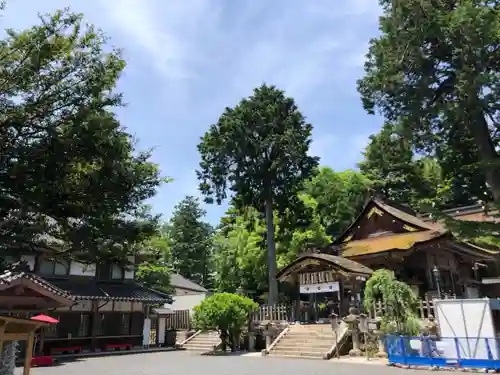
(343, 306), (362, 356)
(369, 317), (387, 357)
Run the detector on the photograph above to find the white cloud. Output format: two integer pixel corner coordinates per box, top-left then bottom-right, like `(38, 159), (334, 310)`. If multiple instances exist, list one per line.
(100, 0), (220, 81)
(99, 0), (381, 107)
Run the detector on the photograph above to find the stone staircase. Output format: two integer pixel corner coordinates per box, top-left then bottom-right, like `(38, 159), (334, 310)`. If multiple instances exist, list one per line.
(181, 331), (221, 353)
(268, 323), (347, 360)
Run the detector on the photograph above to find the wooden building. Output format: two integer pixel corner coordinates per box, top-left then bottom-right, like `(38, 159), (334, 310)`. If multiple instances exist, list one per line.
(275, 197), (500, 322)
(276, 252), (373, 321)
(0, 256), (172, 355)
(329, 197), (498, 299)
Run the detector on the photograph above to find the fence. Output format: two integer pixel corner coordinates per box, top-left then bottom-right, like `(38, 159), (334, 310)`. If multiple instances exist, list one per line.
(385, 335), (500, 369)
(165, 309), (191, 330)
(252, 304), (292, 322)
(252, 295), (456, 323)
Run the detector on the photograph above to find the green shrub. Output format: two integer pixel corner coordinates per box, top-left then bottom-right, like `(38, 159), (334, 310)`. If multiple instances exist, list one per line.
(193, 293), (258, 351)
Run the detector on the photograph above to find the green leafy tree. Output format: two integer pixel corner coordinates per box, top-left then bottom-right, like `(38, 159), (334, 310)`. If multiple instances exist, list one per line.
(357, 0), (500, 201)
(0, 10), (165, 264)
(303, 167), (372, 237)
(192, 293), (258, 351)
(212, 207), (267, 297)
(364, 269), (420, 335)
(276, 193), (331, 266)
(168, 196), (213, 287)
(359, 123), (487, 211)
(359, 123), (421, 205)
(197, 84), (318, 304)
(135, 262), (172, 294)
(134, 226), (173, 293)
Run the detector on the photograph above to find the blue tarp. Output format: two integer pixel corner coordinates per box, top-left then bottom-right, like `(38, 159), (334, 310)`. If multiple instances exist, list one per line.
(385, 335), (500, 369)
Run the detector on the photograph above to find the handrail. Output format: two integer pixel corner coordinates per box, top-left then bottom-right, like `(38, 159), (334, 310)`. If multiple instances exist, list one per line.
(177, 329), (202, 347)
(262, 326), (290, 356)
(325, 322), (348, 360)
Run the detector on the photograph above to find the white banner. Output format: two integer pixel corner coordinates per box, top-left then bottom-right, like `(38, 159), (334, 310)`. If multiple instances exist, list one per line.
(142, 318), (151, 347)
(300, 282), (339, 294)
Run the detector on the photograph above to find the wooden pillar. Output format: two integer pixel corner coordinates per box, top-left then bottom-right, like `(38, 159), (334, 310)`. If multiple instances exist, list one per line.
(23, 331), (35, 375)
(0, 321), (6, 355)
(292, 274), (300, 322)
(90, 301), (98, 352)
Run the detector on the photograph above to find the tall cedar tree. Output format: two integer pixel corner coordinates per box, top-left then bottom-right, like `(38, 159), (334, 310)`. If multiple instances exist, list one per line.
(197, 84), (318, 304)
(360, 123), (489, 210)
(357, 0), (500, 201)
(168, 196), (213, 287)
(359, 123), (418, 205)
(0, 10), (164, 264)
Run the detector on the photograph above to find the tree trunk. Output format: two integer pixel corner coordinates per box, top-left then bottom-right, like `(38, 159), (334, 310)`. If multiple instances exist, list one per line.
(265, 198), (279, 305)
(468, 113), (500, 202)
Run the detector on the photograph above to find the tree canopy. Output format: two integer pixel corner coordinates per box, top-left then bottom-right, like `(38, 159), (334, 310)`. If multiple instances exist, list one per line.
(303, 167), (372, 237)
(167, 196), (213, 287)
(0, 9), (165, 264)
(357, 0), (500, 201)
(197, 84), (318, 304)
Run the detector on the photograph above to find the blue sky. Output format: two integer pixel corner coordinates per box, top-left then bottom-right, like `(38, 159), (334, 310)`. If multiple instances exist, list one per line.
(3, 0), (384, 225)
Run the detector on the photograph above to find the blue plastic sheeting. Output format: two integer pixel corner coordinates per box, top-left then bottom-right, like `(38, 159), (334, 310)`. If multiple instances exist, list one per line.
(385, 335), (500, 369)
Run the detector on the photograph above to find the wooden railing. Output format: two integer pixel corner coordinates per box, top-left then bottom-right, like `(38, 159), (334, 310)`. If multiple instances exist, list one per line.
(252, 295), (456, 323)
(252, 304), (292, 322)
(367, 294), (457, 319)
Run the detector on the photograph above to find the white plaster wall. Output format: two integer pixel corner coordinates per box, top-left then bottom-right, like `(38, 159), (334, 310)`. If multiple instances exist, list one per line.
(170, 293), (207, 314)
(69, 261), (96, 276)
(20, 255), (35, 271)
(124, 255), (135, 279)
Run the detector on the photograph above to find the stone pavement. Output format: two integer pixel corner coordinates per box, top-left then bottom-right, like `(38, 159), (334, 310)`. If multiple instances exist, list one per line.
(19, 350), (433, 375)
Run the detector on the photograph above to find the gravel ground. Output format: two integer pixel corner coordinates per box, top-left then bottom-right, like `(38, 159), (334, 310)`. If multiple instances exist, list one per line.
(18, 351), (435, 375)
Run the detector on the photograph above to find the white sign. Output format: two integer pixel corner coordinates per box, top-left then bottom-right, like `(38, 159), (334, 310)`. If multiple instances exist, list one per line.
(299, 282), (339, 294)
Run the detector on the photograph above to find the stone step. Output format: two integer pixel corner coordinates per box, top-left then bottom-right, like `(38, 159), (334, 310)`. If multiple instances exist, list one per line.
(275, 342), (332, 350)
(188, 339), (220, 344)
(184, 342), (218, 346)
(183, 345), (217, 350)
(283, 335), (335, 341)
(271, 344), (327, 352)
(268, 351), (325, 359)
(280, 337), (334, 343)
(288, 329), (334, 336)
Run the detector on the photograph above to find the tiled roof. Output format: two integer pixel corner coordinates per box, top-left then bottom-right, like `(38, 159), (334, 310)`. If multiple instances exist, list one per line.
(0, 265), (71, 299)
(170, 273), (207, 293)
(374, 199), (442, 231)
(48, 279), (173, 304)
(340, 230), (445, 257)
(334, 197), (442, 244)
(276, 252), (373, 281)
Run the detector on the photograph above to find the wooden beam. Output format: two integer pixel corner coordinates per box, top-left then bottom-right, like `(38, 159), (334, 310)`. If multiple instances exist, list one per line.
(2, 332), (29, 341)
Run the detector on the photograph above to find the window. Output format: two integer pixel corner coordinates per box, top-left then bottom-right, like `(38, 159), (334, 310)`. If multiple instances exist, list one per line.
(95, 313), (105, 336)
(121, 313), (131, 335)
(45, 315), (59, 338)
(111, 264), (124, 280)
(97, 262), (124, 281)
(38, 258), (69, 277)
(78, 314), (90, 337)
